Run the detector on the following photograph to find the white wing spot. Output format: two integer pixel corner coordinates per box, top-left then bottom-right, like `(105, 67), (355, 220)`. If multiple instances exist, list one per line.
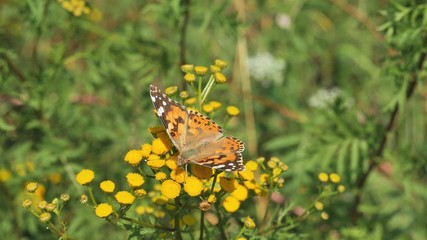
(157, 106), (165, 116)
(162, 100), (167, 106)
(212, 164), (225, 169)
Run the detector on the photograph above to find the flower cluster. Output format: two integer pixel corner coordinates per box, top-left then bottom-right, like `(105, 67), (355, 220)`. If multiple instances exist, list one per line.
(21, 182), (71, 238)
(247, 52), (286, 87)
(315, 172), (345, 220)
(58, 0), (91, 17)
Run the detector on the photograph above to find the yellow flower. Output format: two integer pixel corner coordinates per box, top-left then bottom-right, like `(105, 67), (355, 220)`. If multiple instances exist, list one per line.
(147, 159), (166, 169)
(38, 200), (47, 210)
(60, 193), (70, 201)
(337, 184), (346, 193)
(26, 182), (38, 193)
(245, 161), (258, 172)
(166, 158), (178, 170)
(318, 172), (329, 182)
(184, 97), (197, 105)
(141, 144), (152, 158)
(314, 201), (324, 211)
(181, 64), (194, 73)
(179, 91), (189, 99)
(182, 214), (196, 225)
(135, 189), (147, 197)
(267, 159), (277, 169)
(220, 177), (236, 192)
(191, 165), (213, 179)
(231, 184), (248, 201)
(124, 150), (143, 166)
(170, 167), (187, 183)
(214, 59), (227, 69)
(48, 172), (62, 184)
(207, 194), (216, 203)
(195, 66), (208, 76)
(272, 168), (282, 176)
(165, 86), (178, 96)
(214, 72), (226, 84)
(153, 195), (168, 205)
(161, 180), (181, 199)
(135, 206), (145, 215)
(320, 211), (329, 220)
(243, 216), (256, 229)
(80, 194), (88, 204)
(126, 173), (145, 188)
(39, 212), (51, 223)
(210, 65), (221, 73)
(239, 169), (254, 181)
(184, 73), (196, 83)
(95, 203), (113, 218)
(115, 191), (135, 205)
(155, 172), (167, 181)
(223, 196), (240, 213)
(243, 180), (256, 190)
(0, 168), (12, 182)
(21, 199), (32, 209)
(329, 173), (341, 183)
(184, 176), (203, 197)
(100, 180), (115, 193)
(76, 169), (95, 185)
(203, 104), (214, 113)
(209, 101), (222, 110)
(226, 106), (240, 116)
(154, 210), (166, 218)
(148, 125), (166, 137)
(259, 173), (269, 184)
(152, 138), (170, 155)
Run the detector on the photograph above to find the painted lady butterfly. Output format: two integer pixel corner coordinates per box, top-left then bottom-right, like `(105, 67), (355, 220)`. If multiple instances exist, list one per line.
(149, 85), (245, 172)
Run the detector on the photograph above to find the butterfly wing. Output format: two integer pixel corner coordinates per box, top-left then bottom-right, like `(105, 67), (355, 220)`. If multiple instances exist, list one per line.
(150, 85), (188, 150)
(186, 136), (245, 172)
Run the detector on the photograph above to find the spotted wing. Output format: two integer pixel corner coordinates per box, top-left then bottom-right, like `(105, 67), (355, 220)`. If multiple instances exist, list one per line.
(186, 136), (245, 172)
(149, 85), (188, 150)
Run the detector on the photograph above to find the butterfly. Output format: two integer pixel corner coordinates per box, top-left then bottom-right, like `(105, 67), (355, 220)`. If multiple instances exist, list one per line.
(149, 85), (245, 172)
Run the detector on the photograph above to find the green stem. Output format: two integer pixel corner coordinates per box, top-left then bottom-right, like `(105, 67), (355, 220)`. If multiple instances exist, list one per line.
(233, 226), (246, 240)
(198, 76), (203, 110)
(199, 210), (205, 240)
(121, 216), (174, 231)
(87, 187), (97, 206)
(174, 197), (183, 240)
(201, 76), (215, 104)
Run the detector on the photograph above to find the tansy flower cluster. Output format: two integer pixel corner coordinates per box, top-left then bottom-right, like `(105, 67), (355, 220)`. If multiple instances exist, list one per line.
(314, 172), (346, 220)
(58, 0), (91, 17)
(21, 182), (71, 238)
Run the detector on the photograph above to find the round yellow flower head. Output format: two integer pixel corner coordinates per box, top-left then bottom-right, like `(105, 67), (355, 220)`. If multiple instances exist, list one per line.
(80, 194), (88, 204)
(60, 193), (70, 202)
(207, 194), (216, 203)
(209, 101), (222, 110)
(135, 206), (145, 215)
(184, 176), (203, 197)
(191, 164), (213, 179)
(243, 180), (256, 189)
(223, 196), (240, 213)
(220, 177), (237, 192)
(165, 86), (178, 96)
(38, 200), (47, 210)
(115, 191), (135, 205)
(314, 201), (324, 211)
(203, 104), (214, 113)
(147, 159), (166, 170)
(243, 216), (256, 229)
(95, 203), (113, 218)
(124, 150), (143, 166)
(329, 173), (341, 183)
(239, 169), (255, 181)
(184, 73), (196, 83)
(337, 184), (346, 193)
(166, 158), (178, 170)
(26, 182), (38, 193)
(245, 160), (258, 172)
(321, 211), (329, 220)
(184, 97), (197, 105)
(231, 184), (248, 201)
(318, 172), (329, 182)
(76, 169), (95, 185)
(179, 91), (189, 99)
(170, 167), (187, 183)
(195, 66), (208, 76)
(155, 172), (167, 181)
(152, 138), (171, 155)
(181, 64), (194, 73)
(100, 180), (115, 193)
(21, 199), (32, 209)
(39, 212), (51, 223)
(45, 203), (57, 212)
(0, 168), (12, 182)
(126, 173), (145, 188)
(214, 59), (227, 69)
(210, 65), (221, 73)
(214, 72), (226, 84)
(134, 189), (147, 197)
(161, 180), (181, 199)
(226, 105), (240, 116)
(140, 144), (152, 158)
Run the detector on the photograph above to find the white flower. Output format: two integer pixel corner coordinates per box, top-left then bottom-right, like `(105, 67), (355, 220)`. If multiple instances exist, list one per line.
(247, 53), (286, 87)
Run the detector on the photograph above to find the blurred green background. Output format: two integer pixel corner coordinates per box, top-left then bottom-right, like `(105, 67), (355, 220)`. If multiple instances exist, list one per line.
(1, 0), (426, 239)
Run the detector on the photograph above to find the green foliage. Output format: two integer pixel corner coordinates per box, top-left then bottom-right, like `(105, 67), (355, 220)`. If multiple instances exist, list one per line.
(1, 0), (427, 239)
